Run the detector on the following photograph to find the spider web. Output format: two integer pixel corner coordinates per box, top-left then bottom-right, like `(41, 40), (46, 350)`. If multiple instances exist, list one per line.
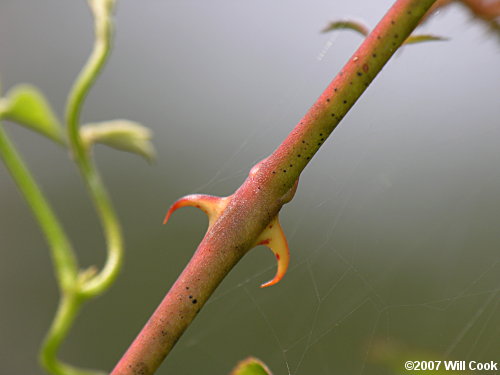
(0, 3), (498, 375)
(161, 18), (500, 375)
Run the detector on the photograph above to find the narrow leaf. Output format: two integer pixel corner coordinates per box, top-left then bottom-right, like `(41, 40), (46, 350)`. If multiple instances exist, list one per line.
(321, 20), (369, 36)
(230, 357), (272, 375)
(404, 34), (449, 44)
(0, 84), (64, 144)
(80, 119), (155, 162)
(321, 20), (447, 47)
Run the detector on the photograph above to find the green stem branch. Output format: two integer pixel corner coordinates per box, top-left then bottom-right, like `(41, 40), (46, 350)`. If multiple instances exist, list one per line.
(1, 1), (123, 373)
(0, 125), (101, 374)
(39, 293), (106, 375)
(0, 124), (77, 290)
(65, 0), (123, 298)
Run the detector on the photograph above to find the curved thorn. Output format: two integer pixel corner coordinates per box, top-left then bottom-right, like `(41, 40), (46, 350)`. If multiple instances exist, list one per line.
(163, 194), (228, 227)
(255, 216), (290, 288)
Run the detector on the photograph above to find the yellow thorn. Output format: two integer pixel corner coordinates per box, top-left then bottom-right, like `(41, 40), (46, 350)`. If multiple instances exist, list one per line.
(164, 195), (290, 288)
(255, 216), (290, 288)
(163, 194), (229, 228)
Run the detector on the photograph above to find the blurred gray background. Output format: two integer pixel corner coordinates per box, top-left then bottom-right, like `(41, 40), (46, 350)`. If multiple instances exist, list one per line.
(0, 1), (499, 374)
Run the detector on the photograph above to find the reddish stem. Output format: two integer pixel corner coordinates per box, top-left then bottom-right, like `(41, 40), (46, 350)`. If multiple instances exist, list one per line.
(111, 1), (437, 374)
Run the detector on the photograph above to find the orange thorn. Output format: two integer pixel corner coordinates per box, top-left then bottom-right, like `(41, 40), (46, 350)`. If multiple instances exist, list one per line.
(255, 216), (290, 288)
(163, 194), (229, 228)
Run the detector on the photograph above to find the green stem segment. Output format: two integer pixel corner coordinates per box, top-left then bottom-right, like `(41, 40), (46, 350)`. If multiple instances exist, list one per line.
(110, 1), (437, 374)
(66, 0), (123, 298)
(39, 293), (107, 375)
(0, 126), (100, 375)
(0, 124), (77, 290)
(1, 0), (121, 373)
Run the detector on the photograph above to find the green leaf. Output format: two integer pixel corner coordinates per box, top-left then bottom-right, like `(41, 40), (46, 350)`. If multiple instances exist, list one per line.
(320, 20), (447, 47)
(80, 119), (155, 162)
(0, 84), (64, 144)
(230, 357), (272, 375)
(321, 20), (369, 37)
(404, 34), (449, 45)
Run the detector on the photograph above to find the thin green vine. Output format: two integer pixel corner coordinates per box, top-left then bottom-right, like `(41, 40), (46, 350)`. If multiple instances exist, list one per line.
(0, 125), (77, 291)
(65, 0), (123, 298)
(1, 0), (126, 374)
(40, 0), (122, 371)
(0, 127), (99, 375)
